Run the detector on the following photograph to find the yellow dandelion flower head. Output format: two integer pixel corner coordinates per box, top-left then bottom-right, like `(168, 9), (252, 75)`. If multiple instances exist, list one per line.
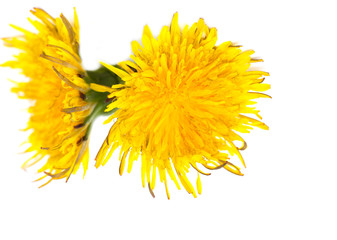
(97, 13), (270, 198)
(2, 8), (93, 185)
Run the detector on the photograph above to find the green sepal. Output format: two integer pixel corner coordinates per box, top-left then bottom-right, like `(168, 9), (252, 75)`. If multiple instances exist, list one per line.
(84, 64), (124, 104)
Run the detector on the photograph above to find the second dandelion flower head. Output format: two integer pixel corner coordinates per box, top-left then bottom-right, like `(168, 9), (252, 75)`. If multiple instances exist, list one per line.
(95, 13), (270, 198)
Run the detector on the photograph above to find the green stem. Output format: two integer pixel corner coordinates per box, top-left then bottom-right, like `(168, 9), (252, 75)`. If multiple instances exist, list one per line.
(80, 64), (123, 139)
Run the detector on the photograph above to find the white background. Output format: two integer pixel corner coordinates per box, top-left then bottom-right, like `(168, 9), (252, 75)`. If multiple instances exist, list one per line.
(0, 0), (336, 239)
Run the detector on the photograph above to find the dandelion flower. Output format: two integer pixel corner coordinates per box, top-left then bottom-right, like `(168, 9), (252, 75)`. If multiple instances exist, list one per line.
(2, 8), (120, 186)
(95, 13), (270, 198)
